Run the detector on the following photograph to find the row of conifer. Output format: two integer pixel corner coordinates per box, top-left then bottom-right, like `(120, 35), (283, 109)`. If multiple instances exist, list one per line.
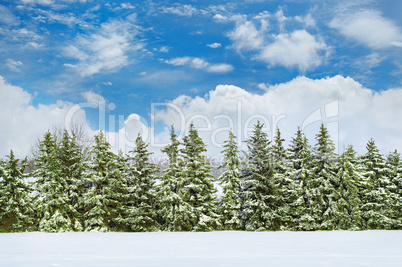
(0, 122), (400, 232)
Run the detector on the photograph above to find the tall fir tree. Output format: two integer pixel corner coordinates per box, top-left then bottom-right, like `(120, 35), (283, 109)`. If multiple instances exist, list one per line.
(218, 131), (242, 230)
(333, 145), (364, 230)
(270, 128), (293, 230)
(180, 123), (219, 231)
(311, 123), (339, 230)
(0, 150), (35, 232)
(33, 131), (76, 232)
(157, 125), (194, 231)
(58, 130), (86, 231)
(84, 130), (123, 232)
(359, 139), (391, 229)
(120, 134), (159, 232)
(240, 121), (276, 231)
(287, 128), (314, 230)
(385, 150), (402, 229)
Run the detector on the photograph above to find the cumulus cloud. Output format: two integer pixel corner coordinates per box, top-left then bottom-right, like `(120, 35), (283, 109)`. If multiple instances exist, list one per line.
(330, 9), (402, 49)
(227, 15), (328, 71)
(152, 75), (402, 156)
(64, 18), (141, 77)
(258, 30), (328, 71)
(165, 57), (234, 73)
(0, 76), (87, 158)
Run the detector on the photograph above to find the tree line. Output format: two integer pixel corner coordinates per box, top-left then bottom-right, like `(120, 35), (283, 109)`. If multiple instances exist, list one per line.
(0, 122), (400, 232)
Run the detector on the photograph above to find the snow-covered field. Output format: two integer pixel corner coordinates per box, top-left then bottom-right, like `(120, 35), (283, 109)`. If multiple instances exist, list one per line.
(0, 231), (401, 266)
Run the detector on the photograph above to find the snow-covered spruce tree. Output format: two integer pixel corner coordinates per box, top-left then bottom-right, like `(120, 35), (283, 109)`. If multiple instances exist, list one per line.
(359, 138), (391, 229)
(240, 121), (276, 231)
(180, 123), (219, 231)
(385, 150), (402, 229)
(218, 130), (242, 230)
(0, 150), (35, 232)
(119, 134), (159, 232)
(270, 128), (293, 230)
(34, 131), (76, 232)
(58, 130), (86, 231)
(156, 125), (195, 231)
(309, 123), (339, 230)
(84, 130), (123, 232)
(334, 145), (364, 230)
(287, 128), (315, 230)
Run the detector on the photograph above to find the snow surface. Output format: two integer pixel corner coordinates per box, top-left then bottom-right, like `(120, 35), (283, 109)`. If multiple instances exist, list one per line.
(0, 231), (401, 266)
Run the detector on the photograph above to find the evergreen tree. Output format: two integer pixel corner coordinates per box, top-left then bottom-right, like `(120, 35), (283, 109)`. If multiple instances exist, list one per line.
(385, 150), (402, 229)
(218, 131), (242, 230)
(84, 131), (123, 232)
(287, 128), (314, 230)
(311, 123), (339, 230)
(157, 125), (194, 231)
(333, 145), (364, 230)
(359, 139), (391, 229)
(33, 131), (76, 232)
(240, 121), (276, 231)
(120, 134), (159, 232)
(58, 130), (86, 231)
(180, 123), (219, 231)
(270, 128), (293, 230)
(0, 150), (35, 232)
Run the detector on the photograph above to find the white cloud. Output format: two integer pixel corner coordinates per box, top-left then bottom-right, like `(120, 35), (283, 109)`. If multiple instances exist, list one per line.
(354, 53), (384, 70)
(0, 76), (88, 158)
(206, 64), (234, 73)
(207, 43), (222, 48)
(213, 14), (228, 22)
(152, 75), (402, 156)
(0, 5), (20, 25)
(64, 18), (141, 77)
(6, 59), (24, 72)
(295, 13), (316, 28)
(81, 91), (105, 103)
(158, 46), (170, 53)
(330, 9), (402, 49)
(38, 10), (81, 26)
(228, 20), (265, 52)
(20, 0), (87, 5)
(165, 57), (234, 73)
(117, 3), (135, 10)
(228, 16), (328, 71)
(162, 4), (197, 16)
(258, 30), (328, 71)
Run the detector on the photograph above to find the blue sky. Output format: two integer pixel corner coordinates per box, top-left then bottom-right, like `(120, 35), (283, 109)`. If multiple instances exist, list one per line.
(1, 0), (402, 158)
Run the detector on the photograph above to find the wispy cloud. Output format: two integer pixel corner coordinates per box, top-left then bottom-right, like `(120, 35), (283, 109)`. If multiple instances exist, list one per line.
(6, 59), (24, 72)
(64, 17), (142, 77)
(0, 5), (20, 25)
(165, 57), (234, 73)
(81, 91), (105, 103)
(330, 9), (402, 49)
(162, 4), (197, 16)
